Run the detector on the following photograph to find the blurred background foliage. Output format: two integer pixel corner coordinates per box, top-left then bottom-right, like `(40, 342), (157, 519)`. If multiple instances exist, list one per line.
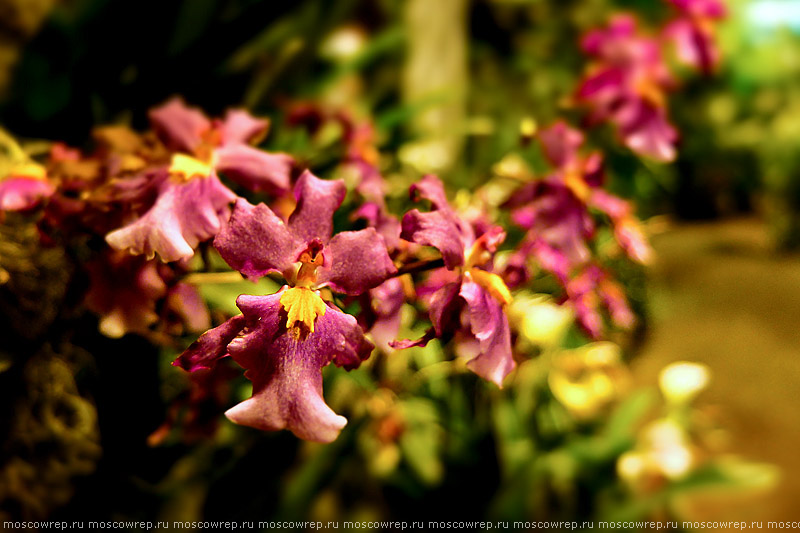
(0, 0), (793, 528)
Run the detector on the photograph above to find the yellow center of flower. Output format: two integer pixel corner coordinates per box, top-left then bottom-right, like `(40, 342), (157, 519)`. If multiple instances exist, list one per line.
(280, 242), (328, 338)
(168, 153), (213, 183)
(294, 245), (325, 288)
(635, 78), (666, 109)
(462, 232), (513, 307)
(468, 268), (513, 307)
(280, 287), (327, 337)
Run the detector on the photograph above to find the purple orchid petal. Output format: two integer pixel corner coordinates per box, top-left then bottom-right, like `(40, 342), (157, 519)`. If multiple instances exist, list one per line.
(167, 282), (212, 333)
(589, 189), (631, 220)
(106, 173), (236, 263)
(539, 121), (585, 168)
(217, 109), (269, 145)
(583, 152), (605, 187)
(401, 209), (465, 269)
(174, 315), (247, 372)
(459, 280), (515, 388)
(614, 218), (653, 264)
(84, 251), (167, 338)
(668, 0), (726, 18)
(428, 281), (463, 337)
(577, 67), (627, 107)
(390, 329), (436, 350)
(530, 239), (572, 283)
(566, 265), (635, 338)
(353, 161), (386, 206)
(510, 180), (594, 268)
(214, 198), (302, 280)
(316, 228), (397, 295)
(410, 174), (451, 211)
(617, 100), (678, 162)
(353, 202), (402, 250)
(664, 18), (719, 74)
(213, 143), (293, 194)
(582, 14), (637, 55)
(599, 277), (636, 330)
(288, 170), (346, 243)
(224, 292), (372, 442)
(367, 278), (406, 353)
(0, 177), (54, 211)
(148, 98), (211, 153)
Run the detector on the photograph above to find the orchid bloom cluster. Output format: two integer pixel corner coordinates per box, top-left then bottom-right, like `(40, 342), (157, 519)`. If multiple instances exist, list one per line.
(503, 121), (647, 339)
(576, 0), (726, 162)
(0, 98), (293, 339)
(0, 108), (678, 443)
(0, 0), (727, 446)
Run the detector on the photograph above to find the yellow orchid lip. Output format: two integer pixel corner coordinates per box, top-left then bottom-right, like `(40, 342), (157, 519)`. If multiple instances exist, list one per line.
(280, 286), (327, 338)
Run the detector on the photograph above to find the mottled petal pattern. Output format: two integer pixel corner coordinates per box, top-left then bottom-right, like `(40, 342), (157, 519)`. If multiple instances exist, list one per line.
(214, 198), (302, 280)
(289, 170), (346, 243)
(401, 209), (465, 269)
(317, 228), (397, 295)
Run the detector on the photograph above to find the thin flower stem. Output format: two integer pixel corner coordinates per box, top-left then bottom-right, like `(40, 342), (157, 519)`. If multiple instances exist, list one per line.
(393, 257), (445, 277)
(183, 271), (246, 284)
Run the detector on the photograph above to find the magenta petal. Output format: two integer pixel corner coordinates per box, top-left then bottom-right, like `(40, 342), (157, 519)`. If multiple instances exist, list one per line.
(539, 121), (585, 168)
(148, 98), (211, 153)
(390, 329), (436, 350)
(213, 144), (292, 194)
(218, 109), (269, 145)
(174, 315), (246, 372)
(401, 209), (465, 269)
(428, 281), (463, 337)
(664, 18), (719, 74)
(321, 302), (375, 370)
(669, 0), (726, 18)
(225, 293), (372, 442)
(316, 228), (396, 295)
(614, 219), (653, 264)
(106, 174), (236, 262)
(353, 202), (401, 250)
(214, 198), (301, 280)
(410, 174), (451, 211)
(459, 280), (515, 387)
(168, 282), (212, 333)
(368, 278), (405, 352)
(618, 101), (678, 162)
(0, 177), (54, 211)
(288, 171), (346, 243)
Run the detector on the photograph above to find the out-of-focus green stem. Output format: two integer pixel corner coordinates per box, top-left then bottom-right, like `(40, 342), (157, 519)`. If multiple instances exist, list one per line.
(402, 0), (468, 174)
